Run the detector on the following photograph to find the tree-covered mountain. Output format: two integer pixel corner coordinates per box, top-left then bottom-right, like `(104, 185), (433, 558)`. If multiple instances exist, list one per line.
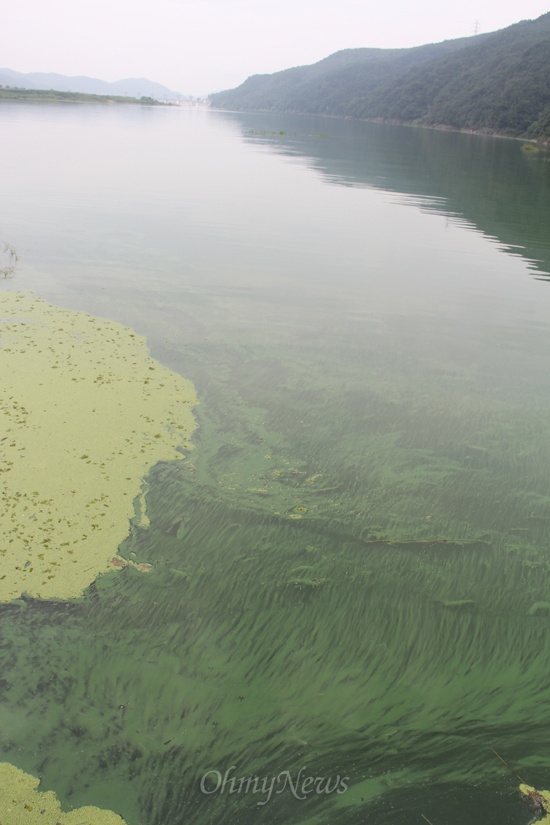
(210, 14), (550, 139)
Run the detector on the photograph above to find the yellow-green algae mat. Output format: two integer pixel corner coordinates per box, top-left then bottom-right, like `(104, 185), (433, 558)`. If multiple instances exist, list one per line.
(0, 291), (198, 601)
(520, 783), (550, 822)
(0, 762), (126, 823)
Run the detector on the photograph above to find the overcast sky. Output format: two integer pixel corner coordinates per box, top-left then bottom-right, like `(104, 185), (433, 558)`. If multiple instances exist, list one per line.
(2, 0), (549, 97)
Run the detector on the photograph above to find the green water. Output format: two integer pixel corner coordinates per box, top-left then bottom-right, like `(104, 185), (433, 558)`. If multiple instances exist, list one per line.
(1, 103), (550, 824)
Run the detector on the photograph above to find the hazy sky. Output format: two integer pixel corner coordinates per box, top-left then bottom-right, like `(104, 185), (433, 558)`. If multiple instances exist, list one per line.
(2, 0), (549, 96)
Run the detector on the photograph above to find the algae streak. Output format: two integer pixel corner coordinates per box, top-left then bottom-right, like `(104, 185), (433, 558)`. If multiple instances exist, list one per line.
(0, 762), (126, 823)
(0, 291), (198, 602)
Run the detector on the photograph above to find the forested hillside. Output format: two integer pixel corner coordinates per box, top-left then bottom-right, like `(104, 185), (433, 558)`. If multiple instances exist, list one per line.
(210, 14), (550, 138)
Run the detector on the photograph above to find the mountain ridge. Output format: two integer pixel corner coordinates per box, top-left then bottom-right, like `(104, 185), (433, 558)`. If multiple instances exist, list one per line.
(0, 68), (186, 101)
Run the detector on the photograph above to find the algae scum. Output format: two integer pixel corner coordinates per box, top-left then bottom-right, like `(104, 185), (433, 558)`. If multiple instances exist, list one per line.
(0, 292), (197, 601)
(2, 292), (550, 825)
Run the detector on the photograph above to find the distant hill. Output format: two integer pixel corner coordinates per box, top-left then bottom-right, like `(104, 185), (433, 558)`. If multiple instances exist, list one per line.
(210, 13), (550, 139)
(0, 68), (185, 101)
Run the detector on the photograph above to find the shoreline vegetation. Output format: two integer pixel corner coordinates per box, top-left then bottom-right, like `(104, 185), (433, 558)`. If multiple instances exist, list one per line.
(0, 87), (169, 105)
(0, 291), (198, 602)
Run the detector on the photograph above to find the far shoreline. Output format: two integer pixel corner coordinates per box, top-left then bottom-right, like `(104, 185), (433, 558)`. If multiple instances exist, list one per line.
(0, 87), (173, 106)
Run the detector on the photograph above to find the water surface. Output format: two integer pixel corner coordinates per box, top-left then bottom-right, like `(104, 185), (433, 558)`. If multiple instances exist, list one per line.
(1, 102), (550, 824)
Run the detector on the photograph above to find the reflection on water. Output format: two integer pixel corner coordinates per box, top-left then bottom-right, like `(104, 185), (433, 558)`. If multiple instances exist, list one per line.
(1, 103), (550, 824)
(233, 110), (550, 282)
